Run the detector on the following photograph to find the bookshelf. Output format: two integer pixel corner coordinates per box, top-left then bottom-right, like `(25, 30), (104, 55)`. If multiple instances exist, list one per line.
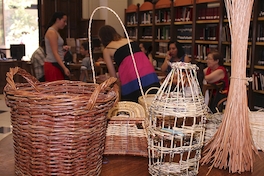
(154, 0), (172, 68)
(124, 0), (263, 110)
(249, 0), (264, 109)
(174, 0), (193, 58)
(125, 4), (140, 41)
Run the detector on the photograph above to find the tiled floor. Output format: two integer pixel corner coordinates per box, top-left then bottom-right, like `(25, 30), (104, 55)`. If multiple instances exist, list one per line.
(0, 94), (12, 141)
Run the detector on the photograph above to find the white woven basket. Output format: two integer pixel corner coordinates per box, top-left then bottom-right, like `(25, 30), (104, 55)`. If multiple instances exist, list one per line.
(148, 62), (208, 175)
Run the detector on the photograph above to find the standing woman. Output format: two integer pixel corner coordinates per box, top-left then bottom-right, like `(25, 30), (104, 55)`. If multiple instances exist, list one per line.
(98, 25), (160, 102)
(44, 12), (70, 82)
(161, 41), (191, 73)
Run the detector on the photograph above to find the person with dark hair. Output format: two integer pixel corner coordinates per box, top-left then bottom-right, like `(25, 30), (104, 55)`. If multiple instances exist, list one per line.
(30, 40), (46, 82)
(203, 50), (229, 112)
(161, 41), (191, 73)
(98, 25), (160, 102)
(139, 42), (153, 65)
(79, 41), (93, 82)
(44, 12), (70, 82)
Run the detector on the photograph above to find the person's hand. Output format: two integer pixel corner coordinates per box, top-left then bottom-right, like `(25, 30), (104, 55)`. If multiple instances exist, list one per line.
(165, 51), (171, 61)
(64, 67), (70, 76)
(63, 45), (70, 51)
(97, 57), (104, 62)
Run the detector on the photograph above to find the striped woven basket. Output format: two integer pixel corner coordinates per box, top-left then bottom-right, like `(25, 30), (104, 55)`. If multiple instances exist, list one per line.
(104, 101), (148, 157)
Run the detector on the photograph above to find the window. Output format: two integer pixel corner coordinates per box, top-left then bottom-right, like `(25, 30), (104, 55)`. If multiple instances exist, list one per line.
(1, 0), (38, 60)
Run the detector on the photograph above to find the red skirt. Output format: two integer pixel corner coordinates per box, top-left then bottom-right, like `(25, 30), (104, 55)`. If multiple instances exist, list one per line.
(44, 62), (64, 82)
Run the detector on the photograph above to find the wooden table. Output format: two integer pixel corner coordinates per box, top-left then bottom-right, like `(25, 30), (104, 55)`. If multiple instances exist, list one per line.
(1, 134), (264, 176)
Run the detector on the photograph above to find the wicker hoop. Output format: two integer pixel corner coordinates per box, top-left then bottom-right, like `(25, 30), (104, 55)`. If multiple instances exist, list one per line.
(88, 6), (148, 110)
(4, 67), (118, 176)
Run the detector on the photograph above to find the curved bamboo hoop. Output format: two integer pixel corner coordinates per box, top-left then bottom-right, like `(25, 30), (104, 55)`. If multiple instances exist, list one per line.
(87, 6), (147, 110)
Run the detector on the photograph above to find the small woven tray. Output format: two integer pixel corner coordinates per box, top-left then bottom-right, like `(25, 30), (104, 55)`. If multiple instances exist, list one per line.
(4, 67), (118, 176)
(104, 101), (148, 157)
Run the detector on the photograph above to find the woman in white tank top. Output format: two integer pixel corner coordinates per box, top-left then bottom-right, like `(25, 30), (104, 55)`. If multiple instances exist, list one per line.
(44, 12), (70, 81)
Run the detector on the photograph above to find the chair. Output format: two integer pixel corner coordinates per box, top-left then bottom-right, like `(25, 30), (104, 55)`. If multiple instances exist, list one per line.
(202, 81), (227, 112)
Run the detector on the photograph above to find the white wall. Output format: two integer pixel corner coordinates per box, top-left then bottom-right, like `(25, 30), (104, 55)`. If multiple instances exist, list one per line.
(82, 0), (100, 19)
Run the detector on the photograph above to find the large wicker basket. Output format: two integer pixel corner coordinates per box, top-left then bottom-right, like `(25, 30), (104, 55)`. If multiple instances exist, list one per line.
(4, 67), (118, 176)
(104, 101), (148, 157)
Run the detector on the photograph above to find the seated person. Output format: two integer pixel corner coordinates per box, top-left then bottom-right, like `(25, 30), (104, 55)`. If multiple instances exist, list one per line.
(203, 51), (229, 113)
(30, 40), (46, 82)
(161, 41), (191, 74)
(79, 42), (93, 82)
(139, 42), (154, 65)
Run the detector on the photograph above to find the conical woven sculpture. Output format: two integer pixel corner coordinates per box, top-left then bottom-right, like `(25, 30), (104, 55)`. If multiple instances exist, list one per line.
(148, 62), (207, 175)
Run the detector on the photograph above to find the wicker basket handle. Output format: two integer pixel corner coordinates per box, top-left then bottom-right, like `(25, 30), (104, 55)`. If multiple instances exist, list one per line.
(144, 87), (159, 97)
(6, 67), (40, 92)
(87, 77), (117, 110)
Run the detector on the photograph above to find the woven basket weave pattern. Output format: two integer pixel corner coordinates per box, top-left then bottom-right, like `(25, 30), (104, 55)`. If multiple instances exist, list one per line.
(104, 101), (148, 157)
(148, 62), (207, 175)
(4, 67), (118, 176)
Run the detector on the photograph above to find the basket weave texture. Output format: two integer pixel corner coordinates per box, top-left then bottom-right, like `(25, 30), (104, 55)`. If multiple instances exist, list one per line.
(148, 62), (207, 175)
(249, 110), (264, 151)
(104, 101), (148, 157)
(4, 67), (118, 176)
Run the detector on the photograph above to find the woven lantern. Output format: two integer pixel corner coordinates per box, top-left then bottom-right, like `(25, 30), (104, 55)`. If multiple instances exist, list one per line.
(148, 62), (208, 175)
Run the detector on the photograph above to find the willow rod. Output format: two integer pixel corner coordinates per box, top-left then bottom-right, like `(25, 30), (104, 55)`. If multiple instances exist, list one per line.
(200, 0), (258, 174)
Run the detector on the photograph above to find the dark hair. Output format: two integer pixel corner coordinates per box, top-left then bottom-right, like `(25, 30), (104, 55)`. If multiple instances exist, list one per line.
(208, 50), (224, 66)
(140, 42), (152, 55)
(98, 25), (122, 47)
(81, 41), (93, 53)
(167, 41), (185, 58)
(44, 12), (67, 35)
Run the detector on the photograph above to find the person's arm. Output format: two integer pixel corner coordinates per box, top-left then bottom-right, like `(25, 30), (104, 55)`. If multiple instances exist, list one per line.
(46, 30), (70, 76)
(184, 55), (191, 63)
(161, 51), (171, 72)
(103, 48), (117, 77)
(148, 53), (154, 65)
(204, 68), (225, 84)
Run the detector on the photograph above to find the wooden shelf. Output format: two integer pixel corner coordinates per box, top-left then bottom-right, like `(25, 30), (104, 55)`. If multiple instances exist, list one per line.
(195, 40), (218, 44)
(155, 39), (170, 42)
(155, 0), (171, 9)
(139, 39), (152, 42)
(174, 21), (193, 25)
(196, 0), (220, 4)
(139, 1), (153, 11)
(177, 40), (192, 43)
(139, 24), (152, 27)
(126, 4), (138, 13)
(196, 19), (220, 24)
(253, 90), (264, 94)
(126, 24), (138, 27)
(174, 0), (193, 7)
(155, 22), (171, 26)
(254, 65), (264, 70)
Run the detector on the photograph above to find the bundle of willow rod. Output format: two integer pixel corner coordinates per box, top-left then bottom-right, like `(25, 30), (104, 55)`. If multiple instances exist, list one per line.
(201, 0), (258, 174)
